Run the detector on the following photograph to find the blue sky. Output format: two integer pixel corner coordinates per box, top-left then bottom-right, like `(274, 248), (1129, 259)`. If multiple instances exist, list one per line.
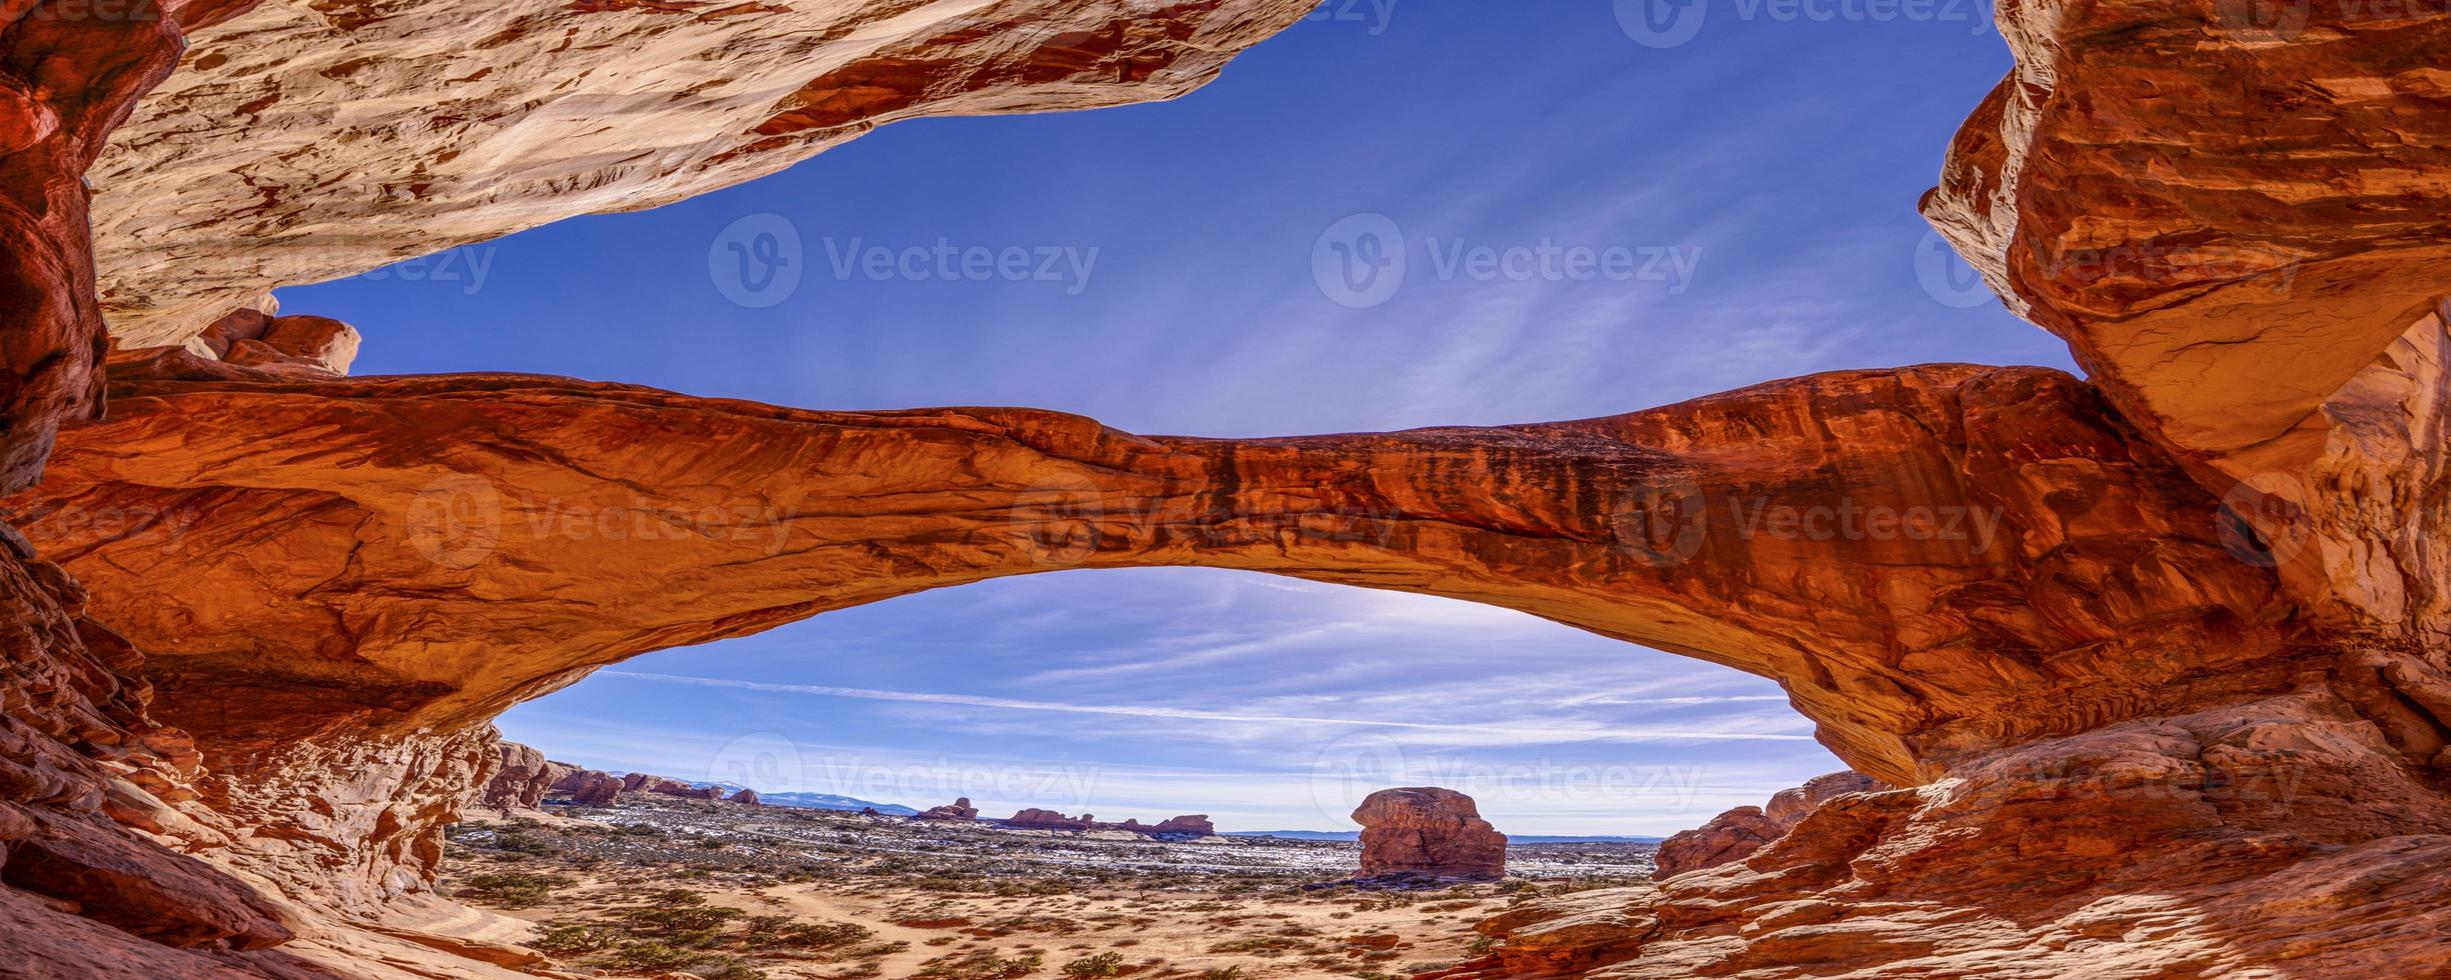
(285, 3), (2062, 834)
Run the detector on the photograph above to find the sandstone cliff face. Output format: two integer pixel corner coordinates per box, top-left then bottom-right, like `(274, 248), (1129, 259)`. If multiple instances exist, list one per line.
(1352, 787), (1506, 881)
(88, 0), (1318, 348)
(468, 738), (550, 811)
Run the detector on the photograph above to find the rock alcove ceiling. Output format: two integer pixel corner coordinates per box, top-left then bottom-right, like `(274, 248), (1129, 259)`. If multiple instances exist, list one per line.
(1, 0), (2449, 976)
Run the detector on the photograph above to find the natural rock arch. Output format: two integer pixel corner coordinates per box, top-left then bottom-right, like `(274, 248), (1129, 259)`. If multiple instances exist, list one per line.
(0, 350), (2316, 908)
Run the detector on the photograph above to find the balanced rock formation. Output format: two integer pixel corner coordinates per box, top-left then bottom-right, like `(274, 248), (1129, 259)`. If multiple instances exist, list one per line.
(549, 766), (622, 806)
(1652, 771), (1882, 878)
(915, 798), (980, 822)
(727, 788), (760, 806)
(1352, 788), (1506, 881)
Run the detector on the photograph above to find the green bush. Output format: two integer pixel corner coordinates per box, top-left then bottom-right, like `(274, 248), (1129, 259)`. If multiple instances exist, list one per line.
(531, 922), (613, 956)
(459, 871), (570, 908)
(613, 942), (692, 970)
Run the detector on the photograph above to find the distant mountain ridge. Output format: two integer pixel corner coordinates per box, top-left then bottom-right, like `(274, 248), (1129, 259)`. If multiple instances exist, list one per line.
(686, 782), (919, 815)
(1227, 831), (1664, 844)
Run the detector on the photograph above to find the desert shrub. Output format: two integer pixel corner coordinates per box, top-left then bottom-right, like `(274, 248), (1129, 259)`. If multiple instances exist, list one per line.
(783, 921), (876, 949)
(459, 871), (570, 908)
(916, 951), (1044, 978)
(1199, 968), (1246, 980)
(649, 887), (708, 906)
(1060, 952), (1126, 977)
(613, 942), (693, 970)
(532, 922), (614, 956)
(687, 955), (768, 980)
(1207, 937), (1307, 957)
(623, 903), (747, 946)
(489, 831), (558, 856)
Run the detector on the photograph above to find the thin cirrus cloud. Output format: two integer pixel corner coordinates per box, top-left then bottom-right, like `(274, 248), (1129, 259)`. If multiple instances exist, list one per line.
(595, 670), (1815, 744)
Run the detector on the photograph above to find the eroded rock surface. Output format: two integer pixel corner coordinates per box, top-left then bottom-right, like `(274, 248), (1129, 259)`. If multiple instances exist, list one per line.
(1352, 787), (1506, 881)
(1436, 692), (2451, 979)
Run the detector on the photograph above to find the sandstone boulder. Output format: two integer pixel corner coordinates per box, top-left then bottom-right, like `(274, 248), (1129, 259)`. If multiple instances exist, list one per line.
(916, 798), (980, 822)
(1352, 787), (1506, 881)
(1652, 806), (1786, 880)
(727, 789), (760, 806)
(1654, 770), (1885, 878)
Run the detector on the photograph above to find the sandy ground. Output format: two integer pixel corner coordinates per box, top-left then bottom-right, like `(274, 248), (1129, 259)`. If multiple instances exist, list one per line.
(440, 796), (1654, 979)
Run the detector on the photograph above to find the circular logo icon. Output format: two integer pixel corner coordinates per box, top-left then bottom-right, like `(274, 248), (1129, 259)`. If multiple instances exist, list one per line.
(404, 474), (502, 570)
(1914, 229), (1995, 309)
(706, 731), (807, 795)
(1614, 0), (1708, 49)
(1006, 473), (1106, 567)
(1308, 732), (1408, 825)
(1611, 473), (1709, 568)
(1312, 213), (1408, 309)
(2217, 475), (2312, 569)
(708, 212), (803, 309)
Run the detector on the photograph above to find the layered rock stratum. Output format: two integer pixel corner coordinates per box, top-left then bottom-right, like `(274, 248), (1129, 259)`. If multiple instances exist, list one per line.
(1, 0), (2449, 976)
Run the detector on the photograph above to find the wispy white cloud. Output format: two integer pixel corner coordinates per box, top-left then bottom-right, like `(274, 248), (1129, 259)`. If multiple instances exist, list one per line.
(595, 670), (1814, 743)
